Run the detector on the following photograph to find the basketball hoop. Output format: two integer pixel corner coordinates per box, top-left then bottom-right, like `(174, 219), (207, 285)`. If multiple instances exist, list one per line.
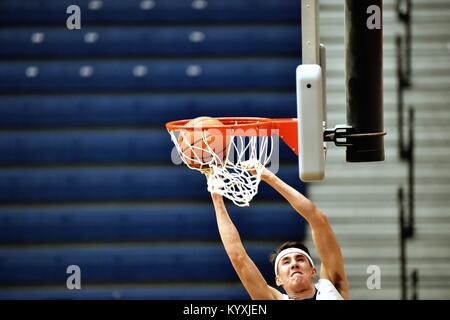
(166, 117), (298, 206)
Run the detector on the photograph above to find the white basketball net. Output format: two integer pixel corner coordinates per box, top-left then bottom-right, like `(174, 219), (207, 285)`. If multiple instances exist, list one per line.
(169, 129), (273, 207)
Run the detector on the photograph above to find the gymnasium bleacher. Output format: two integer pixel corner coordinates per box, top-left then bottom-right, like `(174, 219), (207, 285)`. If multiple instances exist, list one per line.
(0, 0), (306, 299)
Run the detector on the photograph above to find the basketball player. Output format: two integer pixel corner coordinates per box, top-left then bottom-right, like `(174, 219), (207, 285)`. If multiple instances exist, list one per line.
(210, 167), (350, 300)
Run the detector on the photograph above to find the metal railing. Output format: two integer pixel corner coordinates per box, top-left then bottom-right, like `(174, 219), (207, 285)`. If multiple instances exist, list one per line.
(396, 0), (418, 301)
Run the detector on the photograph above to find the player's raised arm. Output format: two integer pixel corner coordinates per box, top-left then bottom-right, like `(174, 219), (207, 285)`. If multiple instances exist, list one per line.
(211, 192), (282, 300)
(260, 169), (350, 299)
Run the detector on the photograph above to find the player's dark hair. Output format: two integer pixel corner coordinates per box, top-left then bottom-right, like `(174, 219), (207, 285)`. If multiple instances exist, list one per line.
(270, 241), (311, 265)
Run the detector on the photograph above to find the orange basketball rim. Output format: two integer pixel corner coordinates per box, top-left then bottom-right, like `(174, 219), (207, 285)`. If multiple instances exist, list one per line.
(166, 117), (299, 155)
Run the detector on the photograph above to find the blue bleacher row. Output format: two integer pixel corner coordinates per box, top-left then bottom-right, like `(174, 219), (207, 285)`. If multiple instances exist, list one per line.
(0, 130), (172, 165)
(0, 203), (305, 244)
(0, 93), (296, 128)
(0, 244), (279, 286)
(0, 166), (305, 204)
(0, 0), (300, 25)
(0, 285), (249, 300)
(0, 59), (299, 93)
(0, 129), (298, 165)
(0, 26), (300, 58)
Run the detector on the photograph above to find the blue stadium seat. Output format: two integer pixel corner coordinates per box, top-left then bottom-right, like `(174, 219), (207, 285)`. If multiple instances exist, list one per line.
(0, 285), (249, 300)
(0, 203), (305, 244)
(0, 129), (298, 165)
(0, 0), (300, 25)
(0, 165), (304, 204)
(0, 59), (299, 93)
(0, 244), (278, 285)
(0, 130), (172, 165)
(0, 93), (296, 129)
(0, 26), (300, 58)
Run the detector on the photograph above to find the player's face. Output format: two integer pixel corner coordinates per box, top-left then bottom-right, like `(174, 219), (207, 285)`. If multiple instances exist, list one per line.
(275, 253), (316, 290)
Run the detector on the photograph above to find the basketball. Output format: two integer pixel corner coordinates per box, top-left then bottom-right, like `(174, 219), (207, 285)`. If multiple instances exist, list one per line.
(177, 117), (228, 168)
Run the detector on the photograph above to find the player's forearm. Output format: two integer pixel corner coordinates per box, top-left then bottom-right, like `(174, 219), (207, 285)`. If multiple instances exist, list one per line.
(262, 173), (324, 227)
(211, 193), (246, 257)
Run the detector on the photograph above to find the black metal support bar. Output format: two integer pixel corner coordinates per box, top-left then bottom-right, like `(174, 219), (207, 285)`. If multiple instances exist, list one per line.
(408, 108), (415, 237)
(397, 36), (407, 159)
(399, 183), (417, 300)
(398, 109), (416, 300)
(411, 269), (419, 300)
(396, 0), (412, 86)
(345, 0), (385, 162)
(401, 108), (416, 238)
(398, 187), (408, 300)
(396, 3), (417, 297)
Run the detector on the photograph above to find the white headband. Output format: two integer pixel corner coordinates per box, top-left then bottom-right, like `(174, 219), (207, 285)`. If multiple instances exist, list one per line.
(274, 248), (315, 276)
